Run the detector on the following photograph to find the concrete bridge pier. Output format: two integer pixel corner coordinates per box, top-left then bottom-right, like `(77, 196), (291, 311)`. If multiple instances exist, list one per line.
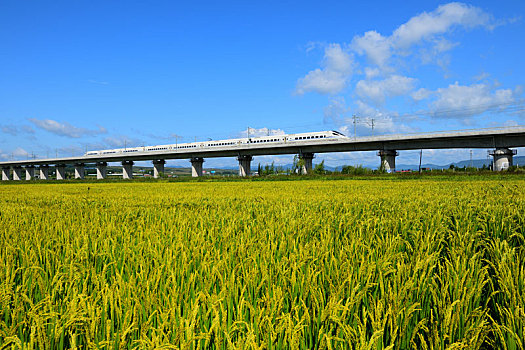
(25, 165), (35, 180)
(74, 163), (85, 179)
(191, 158), (204, 177)
(378, 150), (398, 173)
(56, 165), (66, 180)
(153, 159), (166, 178)
(2, 167), (10, 181)
(238, 155), (253, 177)
(490, 148), (516, 171)
(122, 161), (133, 179)
(96, 162), (107, 179)
(13, 167), (22, 181)
(39, 165), (49, 180)
(299, 152), (314, 174)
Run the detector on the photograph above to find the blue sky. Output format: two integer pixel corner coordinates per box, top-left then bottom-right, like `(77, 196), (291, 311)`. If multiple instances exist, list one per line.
(1, 0), (524, 168)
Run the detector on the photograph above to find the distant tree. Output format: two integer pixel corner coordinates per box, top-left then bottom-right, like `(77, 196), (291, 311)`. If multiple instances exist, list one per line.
(341, 165), (352, 174)
(314, 160), (325, 175)
(341, 165), (370, 175)
(292, 155), (305, 174)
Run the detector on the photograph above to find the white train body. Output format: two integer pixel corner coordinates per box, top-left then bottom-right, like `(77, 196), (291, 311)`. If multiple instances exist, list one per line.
(84, 130), (347, 156)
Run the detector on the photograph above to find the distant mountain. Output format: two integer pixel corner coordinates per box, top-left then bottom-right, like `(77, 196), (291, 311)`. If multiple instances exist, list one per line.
(397, 156), (525, 171)
(255, 156), (525, 172)
(128, 156), (525, 172)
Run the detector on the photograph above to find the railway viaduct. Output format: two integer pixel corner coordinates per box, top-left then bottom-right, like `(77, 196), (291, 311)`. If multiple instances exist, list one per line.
(1, 126), (525, 180)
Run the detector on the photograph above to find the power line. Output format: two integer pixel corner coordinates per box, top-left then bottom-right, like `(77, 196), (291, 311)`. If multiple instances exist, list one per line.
(151, 100), (525, 142)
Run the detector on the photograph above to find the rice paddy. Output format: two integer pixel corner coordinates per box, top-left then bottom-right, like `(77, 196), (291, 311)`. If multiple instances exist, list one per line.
(0, 178), (524, 349)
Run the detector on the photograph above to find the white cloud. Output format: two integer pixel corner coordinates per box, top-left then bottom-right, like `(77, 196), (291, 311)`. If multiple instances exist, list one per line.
(336, 100), (417, 137)
(364, 67), (381, 79)
(349, 3), (494, 70)
(22, 125), (35, 134)
(391, 2), (492, 49)
(432, 82), (515, 118)
(323, 97), (349, 124)
(473, 72), (490, 82)
(28, 118), (107, 138)
(1, 124), (35, 136)
(419, 38), (458, 67)
(352, 31), (391, 67)
(432, 38), (458, 53)
(355, 75), (417, 105)
(295, 44), (353, 95)
(411, 88), (433, 101)
(1, 125), (18, 136)
(13, 147), (29, 158)
(295, 2), (520, 128)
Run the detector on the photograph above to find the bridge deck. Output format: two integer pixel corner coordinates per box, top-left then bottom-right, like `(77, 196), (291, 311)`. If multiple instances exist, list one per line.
(1, 126), (525, 167)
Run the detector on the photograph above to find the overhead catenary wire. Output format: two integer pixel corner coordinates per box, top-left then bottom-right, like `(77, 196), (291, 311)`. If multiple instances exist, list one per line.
(159, 100), (525, 142)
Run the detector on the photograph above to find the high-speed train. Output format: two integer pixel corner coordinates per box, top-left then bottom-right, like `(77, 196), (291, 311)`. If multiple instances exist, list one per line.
(84, 130), (347, 156)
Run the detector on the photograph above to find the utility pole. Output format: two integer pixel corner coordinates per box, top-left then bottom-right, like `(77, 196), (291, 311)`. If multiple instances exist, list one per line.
(419, 149), (423, 174)
(470, 150), (473, 168)
(172, 134), (182, 149)
(352, 115), (358, 139)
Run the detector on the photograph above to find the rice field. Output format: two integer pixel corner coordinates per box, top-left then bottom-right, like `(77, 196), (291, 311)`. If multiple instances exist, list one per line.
(0, 178), (524, 349)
